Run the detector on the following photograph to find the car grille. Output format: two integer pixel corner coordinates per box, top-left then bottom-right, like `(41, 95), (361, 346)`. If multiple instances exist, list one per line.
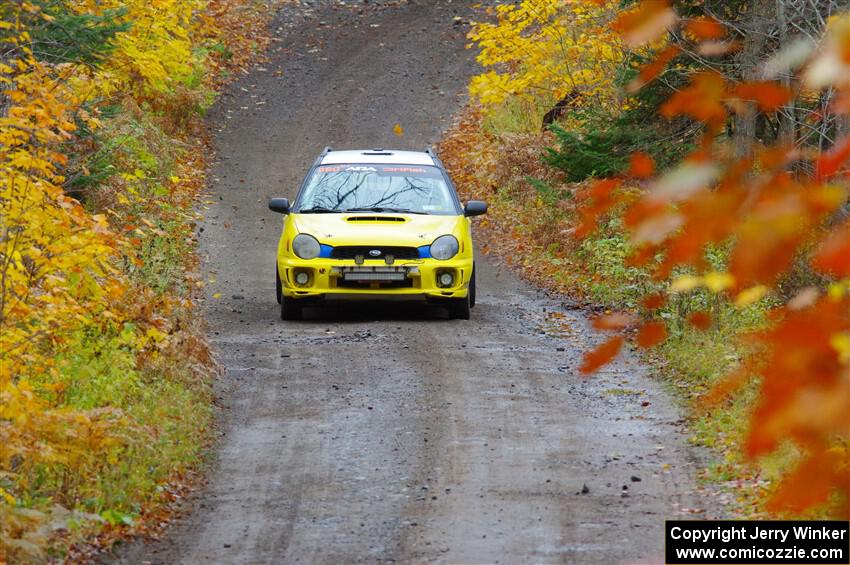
(330, 246), (420, 260)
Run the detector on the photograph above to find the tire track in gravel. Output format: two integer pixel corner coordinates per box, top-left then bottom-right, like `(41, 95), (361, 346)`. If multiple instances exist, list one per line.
(111, 2), (720, 563)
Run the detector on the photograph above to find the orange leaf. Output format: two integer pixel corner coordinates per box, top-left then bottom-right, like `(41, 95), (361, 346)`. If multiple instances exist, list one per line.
(730, 184), (841, 289)
(812, 221), (850, 277)
(613, 0), (678, 47)
(628, 45), (680, 91)
(629, 152), (655, 178)
(687, 310), (712, 330)
(642, 293), (667, 310)
(829, 90), (850, 115)
(575, 212), (602, 239)
(757, 144), (797, 170)
(593, 312), (637, 330)
(732, 81), (792, 113)
(685, 17), (726, 40)
(661, 71), (727, 126)
(636, 321), (667, 348)
(580, 336), (624, 374)
(626, 245), (658, 268)
(745, 296), (849, 458)
(701, 368), (750, 409)
(815, 136), (850, 180)
(590, 177), (621, 200)
(766, 449), (845, 514)
(574, 179), (622, 239)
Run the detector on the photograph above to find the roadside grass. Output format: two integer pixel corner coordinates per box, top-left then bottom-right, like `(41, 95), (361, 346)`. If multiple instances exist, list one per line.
(27, 339), (211, 515)
(439, 104), (801, 517)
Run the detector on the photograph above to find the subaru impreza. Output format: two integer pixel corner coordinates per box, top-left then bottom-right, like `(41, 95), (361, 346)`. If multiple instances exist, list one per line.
(269, 148), (487, 320)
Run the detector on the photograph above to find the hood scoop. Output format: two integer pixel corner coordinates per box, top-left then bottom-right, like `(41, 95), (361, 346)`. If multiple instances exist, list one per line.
(346, 216), (407, 223)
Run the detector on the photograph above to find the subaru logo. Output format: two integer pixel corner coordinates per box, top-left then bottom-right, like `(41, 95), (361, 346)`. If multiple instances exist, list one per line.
(369, 249), (382, 257)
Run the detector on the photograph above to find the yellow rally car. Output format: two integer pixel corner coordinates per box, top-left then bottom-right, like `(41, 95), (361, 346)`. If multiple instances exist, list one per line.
(269, 148), (487, 320)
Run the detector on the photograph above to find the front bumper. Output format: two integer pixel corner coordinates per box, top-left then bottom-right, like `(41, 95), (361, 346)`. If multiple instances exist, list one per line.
(278, 257), (472, 300)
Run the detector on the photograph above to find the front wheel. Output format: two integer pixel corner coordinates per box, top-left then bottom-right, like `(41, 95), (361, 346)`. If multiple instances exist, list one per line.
(280, 296), (303, 321)
(448, 269), (475, 319)
(469, 266), (476, 309)
(275, 267), (282, 304)
(447, 294), (471, 320)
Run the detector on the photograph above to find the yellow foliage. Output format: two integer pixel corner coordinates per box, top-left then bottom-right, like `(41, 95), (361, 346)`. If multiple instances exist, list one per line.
(670, 272), (737, 295)
(0, 28), (132, 560)
(68, 0), (207, 97)
(1, 25), (127, 456)
(0, 0), (220, 557)
(468, 0), (624, 111)
(735, 285), (769, 307)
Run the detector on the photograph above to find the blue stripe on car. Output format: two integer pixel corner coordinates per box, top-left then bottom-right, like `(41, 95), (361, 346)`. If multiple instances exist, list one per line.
(418, 245), (431, 259)
(319, 244), (334, 258)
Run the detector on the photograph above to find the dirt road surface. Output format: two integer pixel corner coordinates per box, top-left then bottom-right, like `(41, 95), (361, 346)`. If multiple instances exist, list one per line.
(113, 1), (717, 563)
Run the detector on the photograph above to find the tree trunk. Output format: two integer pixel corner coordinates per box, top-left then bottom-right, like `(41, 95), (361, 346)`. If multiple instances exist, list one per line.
(776, 0), (797, 148)
(734, 0), (776, 157)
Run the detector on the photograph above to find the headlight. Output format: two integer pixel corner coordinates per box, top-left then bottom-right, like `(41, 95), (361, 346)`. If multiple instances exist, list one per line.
(430, 235), (459, 261)
(293, 233), (321, 259)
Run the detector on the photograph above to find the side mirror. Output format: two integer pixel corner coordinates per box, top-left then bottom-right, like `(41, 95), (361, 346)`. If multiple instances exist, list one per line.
(269, 198), (290, 214)
(464, 200), (488, 217)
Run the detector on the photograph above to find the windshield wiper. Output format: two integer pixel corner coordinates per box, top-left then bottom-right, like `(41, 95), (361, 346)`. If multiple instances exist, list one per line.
(298, 206), (341, 214)
(345, 207), (429, 215)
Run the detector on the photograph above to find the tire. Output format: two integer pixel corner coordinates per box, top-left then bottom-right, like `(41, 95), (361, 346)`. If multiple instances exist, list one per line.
(469, 266), (476, 309)
(280, 296), (303, 321)
(448, 293), (471, 320)
(275, 266), (282, 304)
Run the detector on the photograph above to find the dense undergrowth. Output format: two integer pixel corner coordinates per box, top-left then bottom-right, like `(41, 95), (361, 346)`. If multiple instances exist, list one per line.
(0, 1), (280, 562)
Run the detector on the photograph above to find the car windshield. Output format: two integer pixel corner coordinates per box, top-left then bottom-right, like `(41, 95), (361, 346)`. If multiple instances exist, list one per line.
(296, 164), (457, 215)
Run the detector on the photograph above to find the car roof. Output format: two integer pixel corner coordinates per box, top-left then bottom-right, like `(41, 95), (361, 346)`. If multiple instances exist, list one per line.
(320, 149), (436, 166)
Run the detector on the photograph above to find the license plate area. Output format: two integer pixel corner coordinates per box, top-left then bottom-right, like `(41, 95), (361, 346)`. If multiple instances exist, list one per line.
(334, 266), (418, 282)
(344, 271), (405, 282)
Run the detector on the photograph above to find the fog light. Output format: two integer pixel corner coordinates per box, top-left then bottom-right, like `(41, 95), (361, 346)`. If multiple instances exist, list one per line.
(438, 272), (454, 288)
(294, 271), (310, 286)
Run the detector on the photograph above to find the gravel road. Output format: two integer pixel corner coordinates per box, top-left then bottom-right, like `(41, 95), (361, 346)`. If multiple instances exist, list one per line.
(112, 1), (717, 563)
